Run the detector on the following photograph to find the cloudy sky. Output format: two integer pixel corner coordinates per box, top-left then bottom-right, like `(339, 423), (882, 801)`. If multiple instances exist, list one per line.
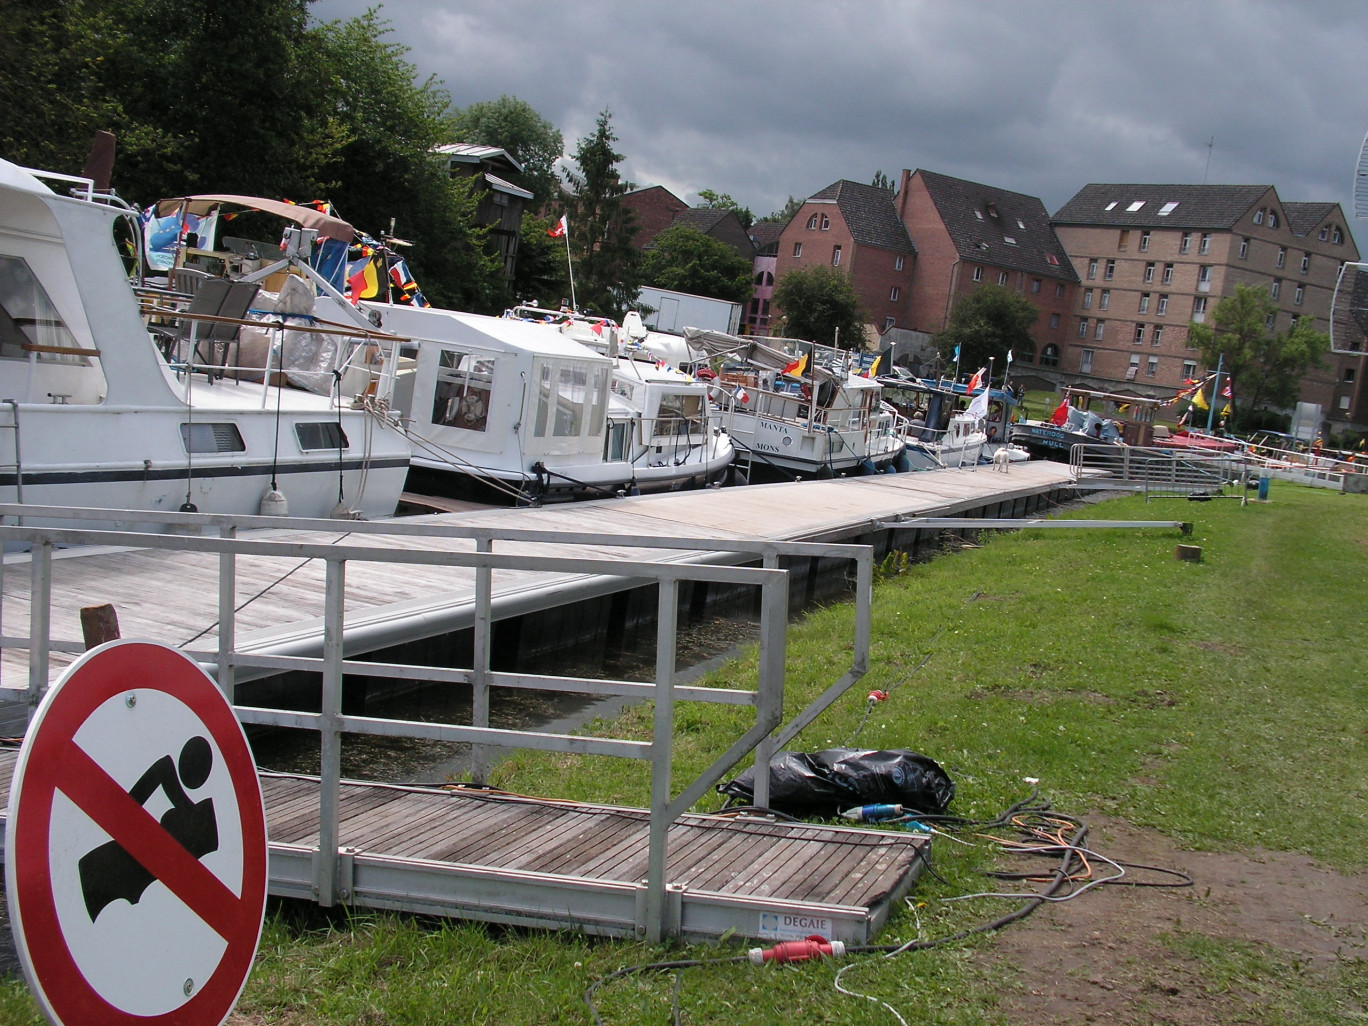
(313, 0), (1368, 244)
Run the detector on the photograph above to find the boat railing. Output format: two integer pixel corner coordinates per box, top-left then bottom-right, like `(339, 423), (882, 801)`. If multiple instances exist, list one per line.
(1068, 443), (1252, 501)
(0, 503), (873, 942)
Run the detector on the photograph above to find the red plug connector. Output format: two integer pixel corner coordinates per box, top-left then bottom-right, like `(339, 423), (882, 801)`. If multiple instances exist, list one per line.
(748, 935), (847, 965)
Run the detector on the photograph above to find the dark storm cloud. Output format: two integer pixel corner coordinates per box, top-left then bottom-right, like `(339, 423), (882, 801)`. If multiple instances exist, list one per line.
(313, 0), (1368, 235)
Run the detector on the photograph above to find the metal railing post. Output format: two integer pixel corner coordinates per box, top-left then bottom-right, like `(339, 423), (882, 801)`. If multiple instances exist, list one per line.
(313, 556), (345, 907)
(217, 524), (236, 700)
(471, 537), (492, 784)
(643, 577), (678, 944)
(28, 540), (51, 719)
(752, 553), (788, 811)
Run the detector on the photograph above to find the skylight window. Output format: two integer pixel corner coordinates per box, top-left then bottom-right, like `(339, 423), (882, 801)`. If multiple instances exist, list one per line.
(1017, 218), (1026, 229)
(974, 210), (984, 220)
(1046, 253), (1060, 265)
(1158, 201), (1179, 216)
(1003, 236), (1017, 245)
(1127, 200), (1146, 212)
(1105, 202), (1118, 211)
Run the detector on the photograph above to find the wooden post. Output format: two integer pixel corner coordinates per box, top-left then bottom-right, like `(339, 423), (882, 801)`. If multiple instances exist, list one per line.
(80, 603), (121, 649)
(1175, 544), (1202, 563)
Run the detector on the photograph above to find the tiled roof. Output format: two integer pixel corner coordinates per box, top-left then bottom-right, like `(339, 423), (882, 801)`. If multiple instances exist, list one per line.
(810, 180), (916, 254)
(747, 220), (785, 254)
(917, 170), (1076, 280)
(1283, 201), (1338, 237)
(1052, 183), (1272, 229)
(672, 207), (729, 233)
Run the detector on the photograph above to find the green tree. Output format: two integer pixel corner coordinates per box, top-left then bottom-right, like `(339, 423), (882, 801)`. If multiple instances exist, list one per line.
(1187, 283), (1329, 418)
(935, 284), (1039, 375)
(871, 170), (894, 191)
(512, 213), (572, 307)
(772, 265), (866, 348)
(639, 224), (753, 304)
(445, 95), (564, 209)
(758, 195), (804, 225)
(697, 188), (754, 231)
(562, 108), (639, 318)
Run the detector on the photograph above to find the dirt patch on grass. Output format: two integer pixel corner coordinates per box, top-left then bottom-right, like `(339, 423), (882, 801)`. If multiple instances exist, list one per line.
(985, 816), (1368, 1024)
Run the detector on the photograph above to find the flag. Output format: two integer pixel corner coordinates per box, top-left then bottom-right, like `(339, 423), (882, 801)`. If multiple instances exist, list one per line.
(862, 353), (882, 378)
(1005, 349), (1013, 368)
(967, 367), (986, 391)
(1190, 385), (1209, 411)
(1050, 399), (1071, 426)
(1221, 382), (1232, 398)
(737, 387), (750, 404)
(952, 344), (961, 363)
(782, 352), (808, 377)
(548, 214), (568, 238)
(966, 386), (990, 422)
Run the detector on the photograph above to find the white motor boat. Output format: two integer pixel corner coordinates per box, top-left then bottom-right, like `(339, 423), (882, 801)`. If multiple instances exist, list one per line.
(684, 328), (906, 479)
(0, 160), (412, 531)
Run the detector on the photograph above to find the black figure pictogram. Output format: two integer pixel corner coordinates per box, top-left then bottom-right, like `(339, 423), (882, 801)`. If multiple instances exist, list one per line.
(77, 735), (220, 921)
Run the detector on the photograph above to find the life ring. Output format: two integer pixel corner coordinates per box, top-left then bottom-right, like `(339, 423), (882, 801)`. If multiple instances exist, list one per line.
(457, 392), (486, 428)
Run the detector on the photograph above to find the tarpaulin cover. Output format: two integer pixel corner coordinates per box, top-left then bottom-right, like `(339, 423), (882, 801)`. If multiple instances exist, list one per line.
(717, 748), (955, 818)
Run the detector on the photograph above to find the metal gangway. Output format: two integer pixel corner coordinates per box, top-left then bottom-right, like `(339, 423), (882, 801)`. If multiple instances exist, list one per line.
(1068, 443), (1253, 503)
(0, 503), (886, 942)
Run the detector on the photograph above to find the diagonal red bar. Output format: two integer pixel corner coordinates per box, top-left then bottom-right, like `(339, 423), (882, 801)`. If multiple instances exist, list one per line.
(57, 741), (252, 944)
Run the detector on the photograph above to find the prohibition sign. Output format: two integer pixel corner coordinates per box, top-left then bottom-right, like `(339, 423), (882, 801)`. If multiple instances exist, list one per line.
(5, 639), (267, 1026)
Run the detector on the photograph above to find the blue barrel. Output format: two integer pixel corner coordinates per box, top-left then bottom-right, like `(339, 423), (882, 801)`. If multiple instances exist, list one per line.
(1257, 476), (1270, 500)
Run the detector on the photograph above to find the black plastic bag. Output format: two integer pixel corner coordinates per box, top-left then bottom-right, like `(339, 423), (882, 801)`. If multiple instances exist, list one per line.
(717, 748), (955, 818)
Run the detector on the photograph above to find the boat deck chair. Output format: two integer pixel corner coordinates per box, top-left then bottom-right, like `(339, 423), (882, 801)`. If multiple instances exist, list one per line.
(150, 279), (260, 382)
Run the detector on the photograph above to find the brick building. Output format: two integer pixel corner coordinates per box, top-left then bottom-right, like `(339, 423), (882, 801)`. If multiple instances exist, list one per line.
(1052, 184), (1364, 429)
(745, 220), (784, 334)
(895, 169), (1078, 368)
(773, 180), (915, 338)
(619, 185), (688, 250)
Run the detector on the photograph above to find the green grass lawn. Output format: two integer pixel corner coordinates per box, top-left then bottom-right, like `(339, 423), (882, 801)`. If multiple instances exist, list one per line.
(2, 484), (1364, 1025)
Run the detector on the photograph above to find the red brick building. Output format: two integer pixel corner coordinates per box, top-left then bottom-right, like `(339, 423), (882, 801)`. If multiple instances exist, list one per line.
(896, 169), (1078, 369)
(773, 180), (915, 338)
(619, 186), (688, 250)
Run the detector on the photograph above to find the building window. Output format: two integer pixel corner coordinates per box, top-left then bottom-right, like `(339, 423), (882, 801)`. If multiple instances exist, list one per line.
(1127, 354), (1140, 379)
(1127, 200), (1145, 212)
(1180, 232), (1193, 254)
(1138, 293), (1150, 314)
(1294, 284), (1304, 305)
(889, 285), (900, 301)
(1055, 282), (1065, 298)
(998, 270), (1009, 285)
(806, 214), (819, 229)
(1157, 294), (1169, 316)
(1146, 356), (1158, 377)
(1301, 251), (1311, 273)
(1197, 265), (1212, 290)
(1018, 346), (1035, 364)
(1265, 312), (1276, 331)
(1104, 259), (1115, 280)
(1270, 279), (1281, 300)
(754, 270), (766, 285)
(972, 266), (983, 282)
(831, 245), (842, 266)
(1162, 263), (1174, 285)
(749, 298), (760, 316)
(975, 209), (984, 220)
(765, 271), (774, 286)
(1078, 318), (1089, 339)
(792, 242), (803, 257)
(1254, 208), (1264, 225)
(1334, 227), (1343, 244)
(1159, 201), (1179, 215)
(820, 214), (830, 230)
(1268, 211), (1278, 229)
(1239, 238), (1249, 259)
(1080, 348), (1094, 373)
(1040, 344), (1060, 367)
(1289, 314), (1298, 329)
(884, 316), (896, 330)
(1319, 225), (1329, 240)
(1152, 325), (1163, 346)
(1276, 247), (1286, 268)
(1083, 288), (1093, 309)
(1192, 296), (1207, 322)
(1199, 233), (1212, 254)
(1345, 367), (1357, 383)
(1144, 262), (1155, 283)
(1050, 313), (1060, 328)
(1139, 230), (1151, 252)
(1004, 236), (1018, 246)
(1031, 278), (1042, 294)
(1340, 394), (1352, 410)
(1087, 258), (1098, 280)
(895, 255), (904, 271)
(1134, 323), (1146, 344)
(1100, 289), (1110, 310)
(1095, 320), (1105, 340)
(1183, 360), (1198, 380)
(1119, 229), (1131, 250)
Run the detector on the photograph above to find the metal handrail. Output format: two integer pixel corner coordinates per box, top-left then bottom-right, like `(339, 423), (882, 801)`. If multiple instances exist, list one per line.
(0, 503), (873, 941)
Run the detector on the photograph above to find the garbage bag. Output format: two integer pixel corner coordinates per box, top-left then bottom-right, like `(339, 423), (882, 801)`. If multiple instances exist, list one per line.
(717, 748), (955, 818)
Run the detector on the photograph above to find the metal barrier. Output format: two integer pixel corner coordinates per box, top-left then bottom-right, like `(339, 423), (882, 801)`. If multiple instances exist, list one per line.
(0, 503), (873, 941)
(1069, 444), (1251, 503)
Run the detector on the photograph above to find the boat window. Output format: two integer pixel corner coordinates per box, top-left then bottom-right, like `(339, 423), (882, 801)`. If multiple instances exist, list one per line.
(431, 348), (495, 432)
(655, 393), (705, 437)
(0, 255), (91, 364)
(296, 422), (349, 451)
(534, 358), (606, 439)
(181, 422), (246, 453)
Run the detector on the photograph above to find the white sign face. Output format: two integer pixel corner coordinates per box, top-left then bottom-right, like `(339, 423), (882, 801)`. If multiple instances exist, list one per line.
(757, 911), (834, 941)
(6, 640), (267, 1026)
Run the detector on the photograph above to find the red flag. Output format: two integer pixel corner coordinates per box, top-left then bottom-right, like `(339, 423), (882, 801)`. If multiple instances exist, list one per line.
(547, 214), (567, 238)
(967, 367), (986, 391)
(1050, 399), (1070, 426)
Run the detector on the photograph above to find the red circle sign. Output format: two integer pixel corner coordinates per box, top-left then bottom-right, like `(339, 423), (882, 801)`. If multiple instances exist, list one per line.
(5, 640), (267, 1026)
